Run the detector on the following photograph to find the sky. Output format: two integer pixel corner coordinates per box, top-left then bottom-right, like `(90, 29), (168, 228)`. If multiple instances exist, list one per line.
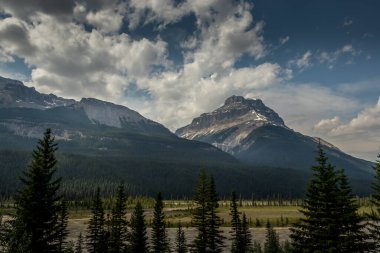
(0, 0), (379, 160)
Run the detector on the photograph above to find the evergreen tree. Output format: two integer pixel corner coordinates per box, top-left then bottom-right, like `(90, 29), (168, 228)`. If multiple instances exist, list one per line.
(282, 240), (292, 253)
(57, 199), (69, 252)
(74, 233), (83, 253)
(175, 222), (187, 253)
(230, 191), (242, 253)
(129, 202), (149, 253)
(191, 170), (209, 253)
(151, 192), (170, 253)
(109, 183), (128, 253)
(252, 241), (262, 253)
(290, 146), (342, 252)
(2, 129), (66, 253)
(290, 146), (367, 252)
(336, 170), (368, 252)
(369, 153), (380, 251)
(206, 176), (224, 253)
(86, 188), (107, 253)
(241, 213), (252, 252)
(263, 221), (280, 253)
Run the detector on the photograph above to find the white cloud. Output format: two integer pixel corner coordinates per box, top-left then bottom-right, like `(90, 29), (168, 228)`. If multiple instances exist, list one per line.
(279, 36), (290, 45)
(127, 0), (192, 29)
(289, 50), (312, 70)
(343, 18), (353, 27)
(0, 13), (169, 102)
(330, 97), (380, 135)
(318, 44), (360, 68)
(310, 97), (380, 160)
(314, 116), (341, 132)
(0, 0), (273, 130)
(86, 8), (125, 34)
(0, 47), (14, 62)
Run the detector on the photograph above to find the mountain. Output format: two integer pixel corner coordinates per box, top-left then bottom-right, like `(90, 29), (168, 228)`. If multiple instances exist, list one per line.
(0, 77), (373, 197)
(0, 76), (76, 109)
(0, 76), (251, 198)
(176, 95), (373, 181)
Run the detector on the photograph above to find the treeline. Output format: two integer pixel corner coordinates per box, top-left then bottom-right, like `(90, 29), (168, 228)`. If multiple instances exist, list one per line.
(2, 129), (380, 252)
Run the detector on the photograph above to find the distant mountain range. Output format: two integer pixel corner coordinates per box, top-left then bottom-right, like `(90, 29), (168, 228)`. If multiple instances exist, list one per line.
(0, 76), (374, 197)
(176, 95), (373, 180)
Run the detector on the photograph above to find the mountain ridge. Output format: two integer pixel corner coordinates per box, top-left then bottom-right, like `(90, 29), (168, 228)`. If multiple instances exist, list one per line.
(176, 95), (373, 179)
(0, 76), (374, 197)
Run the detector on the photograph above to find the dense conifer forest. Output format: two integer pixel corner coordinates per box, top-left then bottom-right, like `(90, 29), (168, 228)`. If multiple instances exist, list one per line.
(1, 129), (380, 252)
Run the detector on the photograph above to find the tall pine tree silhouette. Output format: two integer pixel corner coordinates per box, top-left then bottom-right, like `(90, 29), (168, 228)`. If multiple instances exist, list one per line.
(129, 202), (149, 253)
(241, 213), (252, 251)
(151, 192), (170, 253)
(191, 170), (209, 253)
(86, 188), (108, 253)
(109, 183), (128, 253)
(3, 129), (67, 253)
(336, 170), (368, 252)
(263, 221), (281, 253)
(230, 191), (243, 253)
(290, 145), (367, 252)
(206, 176), (224, 253)
(175, 222), (187, 253)
(191, 171), (224, 253)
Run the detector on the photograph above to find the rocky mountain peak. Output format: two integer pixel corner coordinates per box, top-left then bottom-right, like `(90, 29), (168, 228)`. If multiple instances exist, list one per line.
(176, 95), (287, 152)
(0, 76), (76, 109)
(224, 95), (247, 105)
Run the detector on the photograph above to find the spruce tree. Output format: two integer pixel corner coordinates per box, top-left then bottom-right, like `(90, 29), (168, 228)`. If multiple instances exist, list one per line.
(3, 128), (66, 253)
(129, 202), (149, 253)
(290, 146), (342, 252)
(151, 192), (170, 253)
(241, 213), (252, 251)
(230, 191), (242, 253)
(369, 153), (380, 251)
(175, 222), (187, 253)
(74, 233), (83, 253)
(290, 146), (368, 252)
(109, 183), (128, 253)
(336, 170), (368, 252)
(57, 199), (69, 252)
(86, 188), (107, 253)
(206, 176), (224, 253)
(191, 170), (209, 253)
(263, 221), (280, 253)
(252, 241), (262, 253)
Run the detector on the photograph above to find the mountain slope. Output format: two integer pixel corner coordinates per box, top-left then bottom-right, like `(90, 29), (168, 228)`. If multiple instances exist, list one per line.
(176, 96), (373, 180)
(0, 76), (252, 197)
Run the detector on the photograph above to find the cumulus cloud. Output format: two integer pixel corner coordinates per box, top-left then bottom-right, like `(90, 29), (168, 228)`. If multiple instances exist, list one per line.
(314, 116), (341, 132)
(86, 8), (125, 34)
(329, 97), (380, 135)
(0, 17), (36, 57)
(0, 47), (14, 62)
(0, 0), (76, 21)
(127, 0), (192, 29)
(0, 0), (276, 130)
(310, 98), (380, 160)
(0, 13), (169, 101)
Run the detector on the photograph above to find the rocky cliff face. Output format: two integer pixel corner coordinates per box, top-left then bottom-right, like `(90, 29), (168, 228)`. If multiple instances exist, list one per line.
(0, 76), (75, 109)
(0, 76), (171, 136)
(176, 95), (286, 153)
